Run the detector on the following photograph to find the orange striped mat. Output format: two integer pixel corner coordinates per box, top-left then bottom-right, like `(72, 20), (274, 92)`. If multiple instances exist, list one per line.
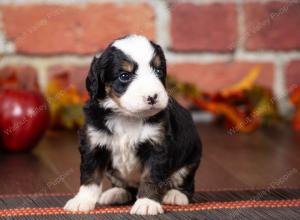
(0, 188), (299, 219)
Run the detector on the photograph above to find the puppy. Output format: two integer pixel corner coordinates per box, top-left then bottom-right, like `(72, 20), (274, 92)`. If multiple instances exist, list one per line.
(64, 35), (202, 215)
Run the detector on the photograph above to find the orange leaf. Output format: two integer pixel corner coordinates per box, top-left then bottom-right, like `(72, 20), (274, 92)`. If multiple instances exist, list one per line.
(290, 87), (300, 105)
(221, 66), (261, 96)
(191, 97), (259, 133)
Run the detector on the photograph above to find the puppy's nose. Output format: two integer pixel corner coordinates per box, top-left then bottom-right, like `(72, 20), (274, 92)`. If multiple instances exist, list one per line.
(147, 93), (158, 105)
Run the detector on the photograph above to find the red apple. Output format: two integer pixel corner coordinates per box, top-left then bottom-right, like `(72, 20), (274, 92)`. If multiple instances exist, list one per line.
(0, 89), (50, 152)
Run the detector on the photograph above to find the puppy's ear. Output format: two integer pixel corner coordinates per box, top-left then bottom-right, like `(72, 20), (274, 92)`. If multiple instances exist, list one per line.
(86, 56), (106, 100)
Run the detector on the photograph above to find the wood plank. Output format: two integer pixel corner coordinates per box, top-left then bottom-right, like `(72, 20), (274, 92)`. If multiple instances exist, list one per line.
(0, 124), (299, 195)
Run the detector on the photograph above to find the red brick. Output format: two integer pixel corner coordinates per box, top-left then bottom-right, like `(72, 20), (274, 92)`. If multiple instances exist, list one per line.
(0, 4), (154, 55)
(170, 3), (237, 52)
(286, 60), (300, 92)
(168, 62), (274, 94)
(244, 2), (300, 50)
(0, 65), (38, 90)
(48, 66), (89, 93)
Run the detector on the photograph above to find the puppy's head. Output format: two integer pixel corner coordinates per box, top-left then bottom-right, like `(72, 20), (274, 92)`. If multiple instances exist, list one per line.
(86, 35), (169, 118)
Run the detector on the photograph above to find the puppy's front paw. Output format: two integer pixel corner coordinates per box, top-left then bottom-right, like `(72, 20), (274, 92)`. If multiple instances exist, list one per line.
(64, 195), (96, 212)
(162, 189), (189, 205)
(130, 198), (164, 215)
(98, 187), (132, 205)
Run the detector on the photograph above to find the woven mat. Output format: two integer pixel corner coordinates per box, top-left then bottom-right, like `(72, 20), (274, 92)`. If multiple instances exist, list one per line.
(1, 188), (300, 219)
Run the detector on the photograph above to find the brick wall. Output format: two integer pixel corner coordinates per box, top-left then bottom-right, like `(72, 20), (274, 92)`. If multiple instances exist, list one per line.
(1, 0), (300, 114)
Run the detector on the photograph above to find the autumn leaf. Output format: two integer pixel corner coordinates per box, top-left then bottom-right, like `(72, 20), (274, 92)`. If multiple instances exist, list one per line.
(167, 65), (280, 133)
(221, 66), (261, 96)
(46, 79), (85, 129)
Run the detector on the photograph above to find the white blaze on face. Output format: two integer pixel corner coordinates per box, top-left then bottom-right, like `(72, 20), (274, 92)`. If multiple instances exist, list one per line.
(112, 35), (169, 116)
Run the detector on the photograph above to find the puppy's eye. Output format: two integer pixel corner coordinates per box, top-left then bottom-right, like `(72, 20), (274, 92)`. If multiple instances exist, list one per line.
(119, 72), (131, 83)
(154, 69), (162, 77)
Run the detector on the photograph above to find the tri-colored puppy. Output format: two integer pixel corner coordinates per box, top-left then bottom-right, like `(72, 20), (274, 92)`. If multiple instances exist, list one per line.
(64, 35), (202, 215)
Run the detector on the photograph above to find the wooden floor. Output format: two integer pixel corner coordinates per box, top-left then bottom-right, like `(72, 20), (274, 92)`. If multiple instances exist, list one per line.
(0, 123), (300, 195)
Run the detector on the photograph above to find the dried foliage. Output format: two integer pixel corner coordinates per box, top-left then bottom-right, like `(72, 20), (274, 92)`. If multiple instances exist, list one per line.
(168, 66), (281, 133)
(38, 66), (299, 132)
(46, 79), (87, 129)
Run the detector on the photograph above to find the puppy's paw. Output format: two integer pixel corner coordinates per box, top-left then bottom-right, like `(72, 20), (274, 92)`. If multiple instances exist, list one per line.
(130, 198), (164, 215)
(64, 195), (96, 212)
(64, 184), (101, 212)
(162, 189), (189, 205)
(98, 187), (132, 205)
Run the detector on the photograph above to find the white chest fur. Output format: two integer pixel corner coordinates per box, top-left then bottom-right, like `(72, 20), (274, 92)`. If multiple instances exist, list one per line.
(87, 116), (163, 186)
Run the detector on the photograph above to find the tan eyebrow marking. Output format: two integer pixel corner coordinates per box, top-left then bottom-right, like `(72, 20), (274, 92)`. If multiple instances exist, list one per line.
(121, 60), (134, 72)
(152, 54), (161, 67)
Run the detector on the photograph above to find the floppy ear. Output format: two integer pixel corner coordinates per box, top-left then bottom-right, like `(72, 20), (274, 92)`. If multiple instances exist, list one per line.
(86, 56), (106, 100)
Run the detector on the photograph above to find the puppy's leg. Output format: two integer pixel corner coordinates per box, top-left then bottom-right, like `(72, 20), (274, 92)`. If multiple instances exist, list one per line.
(64, 134), (110, 212)
(130, 181), (166, 215)
(98, 187), (132, 205)
(163, 164), (198, 206)
(130, 171), (167, 215)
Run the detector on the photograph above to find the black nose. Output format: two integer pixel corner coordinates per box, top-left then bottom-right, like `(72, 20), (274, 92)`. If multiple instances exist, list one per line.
(147, 93), (158, 105)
